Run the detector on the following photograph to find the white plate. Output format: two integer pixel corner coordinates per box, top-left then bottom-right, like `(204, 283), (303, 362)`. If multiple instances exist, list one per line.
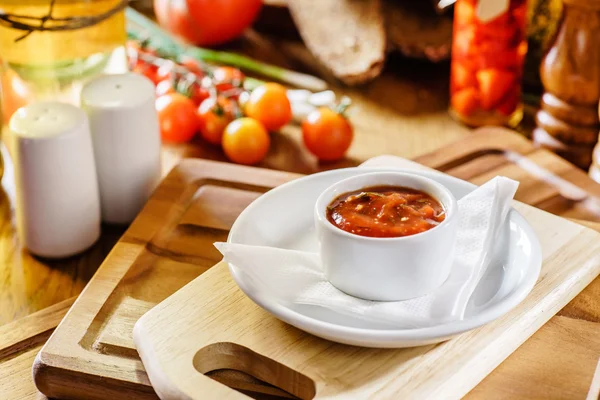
(227, 168), (542, 348)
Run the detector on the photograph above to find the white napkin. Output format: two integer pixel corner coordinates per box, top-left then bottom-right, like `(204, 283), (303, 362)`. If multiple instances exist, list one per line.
(216, 176), (519, 328)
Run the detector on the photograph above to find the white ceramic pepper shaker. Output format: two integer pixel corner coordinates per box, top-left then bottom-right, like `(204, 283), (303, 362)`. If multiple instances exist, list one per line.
(10, 102), (101, 258)
(81, 73), (161, 224)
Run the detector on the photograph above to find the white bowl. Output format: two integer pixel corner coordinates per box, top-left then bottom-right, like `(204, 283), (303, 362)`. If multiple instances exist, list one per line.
(314, 172), (459, 301)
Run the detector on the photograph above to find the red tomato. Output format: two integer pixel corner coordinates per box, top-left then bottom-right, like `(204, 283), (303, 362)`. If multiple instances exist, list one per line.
(156, 93), (199, 143)
(451, 62), (476, 91)
(496, 86), (521, 116)
(154, 0), (261, 46)
(451, 87), (479, 116)
(222, 118), (270, 165)
(154, 0), (207, 45)
(476, 68), (515, 110)
(180, 57), (205, 76)
(185, 0), (263, 46)
(452, 27), (478, 60)
(197, 97), (234, 145)
(244, 83), (292, 131)
(213, 66), (245, 93)
(156, 62), (175, 82)
(454, 1), (475, 28)
(132, 63), (160, 85)
(155, 80), (175, 97)
(190, 83), (210, 107)
(302, 108), (353, 161)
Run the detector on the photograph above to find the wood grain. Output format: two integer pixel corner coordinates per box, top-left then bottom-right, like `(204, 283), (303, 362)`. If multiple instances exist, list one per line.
(133, 200), (600, 400)
(0, 144), (126, 325)
(26, 128), (600, 400)
(0, 297), (74, 399)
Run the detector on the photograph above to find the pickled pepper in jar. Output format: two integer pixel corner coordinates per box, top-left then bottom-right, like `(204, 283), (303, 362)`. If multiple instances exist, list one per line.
(450, 0), (528, 127)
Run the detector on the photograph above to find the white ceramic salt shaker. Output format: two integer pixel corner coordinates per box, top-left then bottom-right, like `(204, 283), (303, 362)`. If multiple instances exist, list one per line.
(81, 73), (161, 224)
(11, 102), (101, 258)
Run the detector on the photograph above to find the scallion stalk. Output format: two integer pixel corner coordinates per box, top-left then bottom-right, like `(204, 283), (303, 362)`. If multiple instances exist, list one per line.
(125, 8), (327, 91)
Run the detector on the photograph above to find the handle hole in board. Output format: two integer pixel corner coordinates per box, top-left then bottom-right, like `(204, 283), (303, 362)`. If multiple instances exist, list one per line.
(194, 342), (316, 400)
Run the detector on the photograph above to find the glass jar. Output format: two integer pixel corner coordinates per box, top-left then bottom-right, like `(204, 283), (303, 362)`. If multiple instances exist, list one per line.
(0, 0), (128, 167)
(450, 0), (529, 127)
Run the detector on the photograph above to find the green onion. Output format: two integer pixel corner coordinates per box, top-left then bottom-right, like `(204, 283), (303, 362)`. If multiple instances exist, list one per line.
(126, 8), (327, 91)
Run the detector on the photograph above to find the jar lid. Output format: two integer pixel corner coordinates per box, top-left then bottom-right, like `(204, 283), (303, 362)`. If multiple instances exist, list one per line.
(476, 0), (510, 23)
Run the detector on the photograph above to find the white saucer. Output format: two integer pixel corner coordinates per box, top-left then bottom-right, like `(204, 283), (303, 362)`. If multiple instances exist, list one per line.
(227, 168), (542, 348)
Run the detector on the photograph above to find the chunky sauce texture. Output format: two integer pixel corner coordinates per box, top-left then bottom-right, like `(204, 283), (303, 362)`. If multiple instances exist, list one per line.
(326, 186), (446, 238)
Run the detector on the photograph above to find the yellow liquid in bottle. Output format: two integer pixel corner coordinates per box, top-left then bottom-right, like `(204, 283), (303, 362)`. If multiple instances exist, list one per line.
(0, 0), (127, 65)
(0, 0), (128, 176)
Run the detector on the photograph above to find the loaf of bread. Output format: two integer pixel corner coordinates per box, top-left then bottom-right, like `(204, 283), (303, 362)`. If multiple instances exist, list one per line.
(286, 0), (386, 85)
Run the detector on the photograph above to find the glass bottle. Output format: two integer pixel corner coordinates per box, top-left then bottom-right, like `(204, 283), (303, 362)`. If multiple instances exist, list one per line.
(449, 0), (529, 127)
(0, 0), (128, 178)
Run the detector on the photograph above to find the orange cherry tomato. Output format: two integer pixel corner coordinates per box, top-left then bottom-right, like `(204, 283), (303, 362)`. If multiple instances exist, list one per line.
(1, 69), (31, 124)
(244, 83), (292, 132)
(302, 108), (353, 161)
(222, 117), (270, 165)
(156, 93), (198, 143)
(197, 97), (234, 145)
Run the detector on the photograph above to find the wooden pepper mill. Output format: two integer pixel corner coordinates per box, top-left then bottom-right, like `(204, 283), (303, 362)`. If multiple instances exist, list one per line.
(533, 0), (600, 169)
(589, 103), (600, 181)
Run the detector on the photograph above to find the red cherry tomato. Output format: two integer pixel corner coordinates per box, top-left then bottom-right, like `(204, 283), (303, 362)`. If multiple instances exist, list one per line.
(213, 66), (245, 93)
(197, 97), (234, 145)
(132, 63), (160, 85)
(155, 79), (175, 97)
(180, 57), (205, 76)
(155, 93), (199, 143)
(156, 62), (175, 83)
(185, 0), (262, 46)
(302, 108), (353, 161)
(222, 118), (270, 165)
(189, 83), (210, 107)
(244, 83), (292, 132)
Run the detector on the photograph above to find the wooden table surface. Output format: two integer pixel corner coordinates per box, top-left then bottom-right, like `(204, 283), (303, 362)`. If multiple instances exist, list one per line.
(0, 41), (474, 326)
(0, 11), (568, 400)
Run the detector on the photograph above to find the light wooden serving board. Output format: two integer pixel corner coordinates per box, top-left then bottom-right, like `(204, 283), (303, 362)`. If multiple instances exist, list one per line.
(33, 128), (600, 399)
(131, 154), (600, 398)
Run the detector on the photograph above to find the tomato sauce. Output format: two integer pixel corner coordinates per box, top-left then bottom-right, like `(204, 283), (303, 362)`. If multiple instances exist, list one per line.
(326, 186), (446, 238)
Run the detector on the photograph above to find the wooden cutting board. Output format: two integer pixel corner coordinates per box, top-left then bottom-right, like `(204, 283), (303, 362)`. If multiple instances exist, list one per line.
(33, 128), (600, 399)
(131, 145), (600, 398)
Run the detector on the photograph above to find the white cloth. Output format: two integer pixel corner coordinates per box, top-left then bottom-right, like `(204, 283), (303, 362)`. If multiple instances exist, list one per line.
(216, 176), (519, 328)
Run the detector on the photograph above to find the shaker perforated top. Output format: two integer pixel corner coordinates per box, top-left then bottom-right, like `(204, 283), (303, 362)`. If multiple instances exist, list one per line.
(80, 73), (155, 109)
(9, 102), (88, 139)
